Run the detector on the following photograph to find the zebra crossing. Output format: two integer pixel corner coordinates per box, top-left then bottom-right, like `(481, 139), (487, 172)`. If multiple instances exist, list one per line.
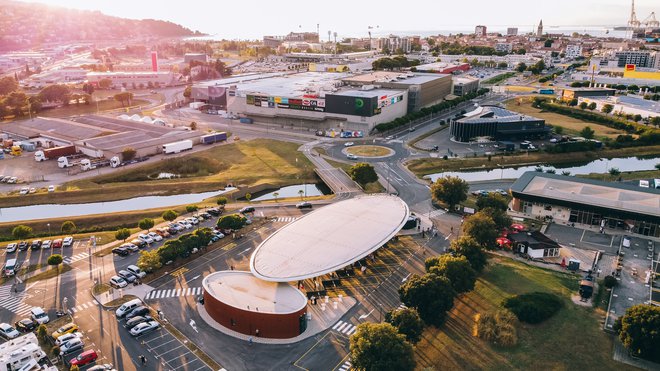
(338, 360), (352, 371)
(63, 252), (90, 265)
(144, 287), (202, 300)
(427, 209), (447, 218)
(331, 320), (357, 336)
(68, 300), (98, 314)
(274, 216), (299, 223)
(0, 284), (32, 316)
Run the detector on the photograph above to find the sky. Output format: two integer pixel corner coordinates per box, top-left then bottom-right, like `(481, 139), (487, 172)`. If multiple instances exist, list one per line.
(16, 0), (660, 40)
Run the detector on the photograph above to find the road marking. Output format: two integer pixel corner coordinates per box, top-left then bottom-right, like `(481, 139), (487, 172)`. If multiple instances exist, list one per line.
(274, 216), (299, 223)
(62, 252), (90, 265)
(338, 360), (352, 371)
(332, 320), (356, 335)
(0, 284), (32, 316)
(145, 287), (201, 300)
(358, 309), (374, 320)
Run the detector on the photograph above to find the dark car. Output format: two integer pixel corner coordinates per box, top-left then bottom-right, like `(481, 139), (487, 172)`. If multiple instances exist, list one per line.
(125, 306), (150, 320)
(124, 315), (152, 330)
(131, 239), (147, 249)
(30, 240), (41, 250)
(111, 247), (129, 256)
(167, 226), (179, 235)
(200, 212), (212, 219)
(17, 241), (29, 251)
(14, 318), (37, 332)
(296, 202), (312, 209)
(207, 207), (222, 216)
(239, 206), (255, 214)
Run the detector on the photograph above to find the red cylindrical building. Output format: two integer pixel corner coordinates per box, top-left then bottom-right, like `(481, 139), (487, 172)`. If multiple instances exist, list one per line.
(202, 271), (308, 339)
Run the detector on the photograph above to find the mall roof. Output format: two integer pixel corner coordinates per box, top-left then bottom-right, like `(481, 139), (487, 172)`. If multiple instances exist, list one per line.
(202, 271), (307, 314)
(250, 195), (409, 282)
(511, 172), (660, 218)
(342, 71), (447, 85)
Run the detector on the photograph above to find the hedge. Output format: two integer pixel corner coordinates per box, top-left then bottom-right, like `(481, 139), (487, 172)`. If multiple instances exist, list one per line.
(503, 292), (562, 324)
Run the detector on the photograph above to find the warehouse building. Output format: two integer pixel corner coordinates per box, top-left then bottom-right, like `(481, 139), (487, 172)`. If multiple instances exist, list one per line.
(577, 95), (660, 119)
(510, 172), (660, 237)
(450, 106), (548, 142)
(452, 76), (480, 97)
(414, 61), (470, 74)
(561, 87), (617, 101)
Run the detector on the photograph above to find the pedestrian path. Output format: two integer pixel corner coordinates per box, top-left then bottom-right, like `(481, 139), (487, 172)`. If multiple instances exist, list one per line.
(144, 287), (202, 300)
(274, 216), (299, 223)
(331, 320), (357, 336)
(68, 300), (98, 314)
(63, 252), (90, 265)
(0, 285), (32, 317)
(338, 360), (352, 371)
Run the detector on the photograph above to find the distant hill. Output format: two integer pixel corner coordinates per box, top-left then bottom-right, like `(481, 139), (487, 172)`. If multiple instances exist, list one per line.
(0, 0), (203, 50)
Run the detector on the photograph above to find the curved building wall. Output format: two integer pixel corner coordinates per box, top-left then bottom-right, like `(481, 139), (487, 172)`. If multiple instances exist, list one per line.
(203, 290), (307, 339)
(450, 120), (498, 142)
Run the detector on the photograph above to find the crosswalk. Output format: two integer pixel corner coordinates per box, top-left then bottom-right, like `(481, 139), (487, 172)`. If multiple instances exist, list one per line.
(338, 360), (352, 371)
(331, 320), (357, 336)
(63, 252), (90, 265)
(274, 216), (299, 223)
(68, 300), (98, 314)
(0, 284), (32, 316)
(144, 287), (202, 300)
(427, 209), (447, 218)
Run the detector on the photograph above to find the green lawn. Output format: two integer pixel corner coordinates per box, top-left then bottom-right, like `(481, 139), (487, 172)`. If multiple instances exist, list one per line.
(414, 256), (633, 370)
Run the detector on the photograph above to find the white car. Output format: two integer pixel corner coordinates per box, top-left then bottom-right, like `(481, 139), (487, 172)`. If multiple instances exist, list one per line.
(549, 138), (558, 143)
(6, 243), (17, 253)
(129, 320), (160, 336)
(147, 232), (163, 242)
(48, 185), (55, 192)
(385, 136), (394, 140)
(177, 221), (192, 230)
(120, 243), (139, 252)
(344, 142), (354, 147)
(7, 177), (17, 184)
(60, 337), (84, 354)
(19, 187), (29, 195)
(62, 236), (74, 247)
(137, 234), (154, 244)
(28, 188), (36, 194)
(347, 154), (358, 160)
(41, 240), (52, 249)
(55, 332), (83, 346)
(185, 217), (199, 225)
(0, 323), (20, 340)
(109, 276), (128, 288)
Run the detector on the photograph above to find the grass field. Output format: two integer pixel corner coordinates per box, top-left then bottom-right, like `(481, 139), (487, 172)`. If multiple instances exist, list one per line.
(1, 99), (151, 122)
(346, 145), (392, 157)
(414, 256), (632, 370)
(505, 99), (629, 139)
(482, 72), (516, 85)
(578, 169), (660, 182)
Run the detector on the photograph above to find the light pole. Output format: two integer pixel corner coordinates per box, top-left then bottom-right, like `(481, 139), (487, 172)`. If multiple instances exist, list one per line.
(47, 223), (51, 237)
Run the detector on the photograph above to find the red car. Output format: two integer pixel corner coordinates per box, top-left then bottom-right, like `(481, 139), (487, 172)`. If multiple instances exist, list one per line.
(52, 239), (63, 248)
(69, 349), (97, 366)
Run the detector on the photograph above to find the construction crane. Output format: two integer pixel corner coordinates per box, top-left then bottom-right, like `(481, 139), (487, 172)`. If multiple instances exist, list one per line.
(628, 0), (641, 28)
(641, 12), (659, 28)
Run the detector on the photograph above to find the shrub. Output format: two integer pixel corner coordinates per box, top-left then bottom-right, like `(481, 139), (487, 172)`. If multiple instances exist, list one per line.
(502, 292), (562, 324)
(186, 205), (199, 213)
(603, 275), (617, 289)
(476, 309), (518, 347)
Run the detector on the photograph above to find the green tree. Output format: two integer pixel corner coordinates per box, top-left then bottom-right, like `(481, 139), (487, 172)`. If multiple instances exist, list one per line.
(47, 254), (63, 271)
(554, 126), (564, 135)
(183, 85), (192, 98)
(568, 98), (578, 107)
(602, 104), (614, 114)
(578, 102), (588, 110)
(399, 273), (455, 326)
(449, 236), (488, 272)
(121, 147), (136, 162)
(580, 126), (595, 139)
(476, 193), (508, 211)
(609, 167), (621, 177)
(190, 121), (197, 130)
(245, 193), (252, 203)
(60, 221), (76, 234)
(114, 92), (134, 107)
(186, 205), (199, 213)
(515, 63), (527, 72)
(162, 210), (178, 222)
(462, 212), (498, 248)
(115, 228), (131, 241)
(51, 345), (61, 357)
(37, 325), (48, 344)
(384, 307), (424, 344)
(70, 365), (80, 371)
(350, 323), (415, 371)
(12, 225), (32, 240)
(426, 255), (477, 293)
(38, 84), (71, 104)
(216, 197), (228, 205)
(616, 304), (660, 361)
(138, 218), (155, 232)
(137, 249), (162, 273)
(273, 192), (279, 202)
(298, 189), (305, 200)
(0, 76), (19, 95)
(217, 214), (247, 230)
(430, 176), (469, 211)
(348, 163), (379, 187)
(480, 207), (512, 232)
(587, 102), (597, 110)
(98, 79), (112, 89)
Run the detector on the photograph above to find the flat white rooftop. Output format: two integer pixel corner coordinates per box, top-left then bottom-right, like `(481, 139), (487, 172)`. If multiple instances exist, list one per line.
(203, 271), (307, 314)
(250, 195), (409, 282)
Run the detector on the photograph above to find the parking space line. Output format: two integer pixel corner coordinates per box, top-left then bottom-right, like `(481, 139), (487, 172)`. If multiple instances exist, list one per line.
(173, 357), (198, 370)
(148, 339), (176, 351)
(154, 344), (184, 358)
(143, 333), (169, 344)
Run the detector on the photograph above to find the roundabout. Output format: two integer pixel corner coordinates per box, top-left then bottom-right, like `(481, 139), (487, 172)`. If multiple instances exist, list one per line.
(344, 145), (395, 159)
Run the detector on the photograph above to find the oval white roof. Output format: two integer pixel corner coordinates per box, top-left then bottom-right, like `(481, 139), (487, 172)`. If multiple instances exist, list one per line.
(250, 195), (409, 282)
(202, 271), (307, 314)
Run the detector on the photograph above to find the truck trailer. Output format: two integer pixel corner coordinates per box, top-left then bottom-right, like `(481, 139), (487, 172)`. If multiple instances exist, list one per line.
(34, 145), (77, 162)
(80, 158), (111, 171)
(162, 140), (193, 154)
(200, 132), (227, 144)
(57, 156), (82, 168)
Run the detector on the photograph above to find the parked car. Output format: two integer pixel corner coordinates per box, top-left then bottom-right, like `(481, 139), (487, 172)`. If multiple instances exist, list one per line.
(41, 240), (51, 249)
(154, 229), (170, 238)
(52, 322), (79, 339)
(207, 207), (223, 216)
(137, 234), (153, 244)
(117, 270), (137, 283)
(17, 241), (29, 251)
(168, 223), (183, 232)
(239, 206), (255, 214)
(30, 307), (50, 324)
(62, 236), (74, 247)
(19, 187), (29, 195)
(87, 364), (116, 371)
(69, 349), (98, 366)
(126, 265), (146, 278)
(147, 232), (162, 242)
(52, 239), (63, 248)
(130, 239), (147, 249)
(199, 212), (212, 219)
(125, 306), (150, 320)
(7, 177), (17, 184)
(111, 247), (129, 256)
(296, 202), (312, 209)
(129, 320), (160, 336)
(177, 221), (192, 230)
(185, 217), (199, 225)
(120, 243), (139, 252)
(115, 299), (142, 318)
(60, 337), (84, 354)
(14, 318), (37, 332)
(0, 323), (20, 339)
(109, 276), (128, 288)
(166, 226), (179, 235)
(344, 142), (354, 147)
(6, 243), (17, 253)
(30, 240), (41, 250)
(346, 154), (358, 160)
(124, 315), (153, 330)
(48, 185), (55, 192)
(55, 332), (83, 346)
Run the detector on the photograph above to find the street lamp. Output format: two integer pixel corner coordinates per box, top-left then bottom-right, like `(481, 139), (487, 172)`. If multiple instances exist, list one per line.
(47, 223), (51, 237)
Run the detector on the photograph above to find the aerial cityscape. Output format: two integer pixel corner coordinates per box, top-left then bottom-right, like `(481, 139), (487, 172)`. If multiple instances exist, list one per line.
(0, 0), (659, 370)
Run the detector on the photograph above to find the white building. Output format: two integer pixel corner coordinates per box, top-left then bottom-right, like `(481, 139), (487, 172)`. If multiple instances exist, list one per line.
(578, 95), (660, 119)
(26, 68), (87, 87)
(565, 44), (583, 59)
(495, 43), (513, 54)
(87, 71), (179, 88)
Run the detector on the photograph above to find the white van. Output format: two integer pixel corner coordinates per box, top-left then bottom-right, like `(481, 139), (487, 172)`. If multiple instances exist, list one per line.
(3, 258), (17, 276)
(126, 265), (146, 278)
(116, 298), (142, 318)
(639, 180), (650, 188)
(30, 307), (50, 324)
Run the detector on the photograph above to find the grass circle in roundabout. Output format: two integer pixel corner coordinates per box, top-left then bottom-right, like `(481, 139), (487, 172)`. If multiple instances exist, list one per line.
(345, 145), (394, 158)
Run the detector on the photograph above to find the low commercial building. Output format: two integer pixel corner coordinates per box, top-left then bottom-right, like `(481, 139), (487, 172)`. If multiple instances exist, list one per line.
(452, 76), (480, 97)
(450, 106), (548, 142)
(87, 71), (179, 88)
(561, 87), (616, 101)
(508, 231), (562, 259)
(414, 62), (470, 75)
(510, 172), (660, 237)
(578, 95), (660, 119)
(183, 53), (208, 64)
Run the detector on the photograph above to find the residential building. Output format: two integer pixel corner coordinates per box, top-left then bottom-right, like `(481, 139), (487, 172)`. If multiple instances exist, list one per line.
(183, 53), (208, 64)
(380, 35), (411, 54)
(507, 27), (519, 36)
(414, 62), (470, 74)
(495, 42), (513, 54)
(614, 50), (657, 68)
(475, 25), (487, 37)
(565, 44), (583, 59)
